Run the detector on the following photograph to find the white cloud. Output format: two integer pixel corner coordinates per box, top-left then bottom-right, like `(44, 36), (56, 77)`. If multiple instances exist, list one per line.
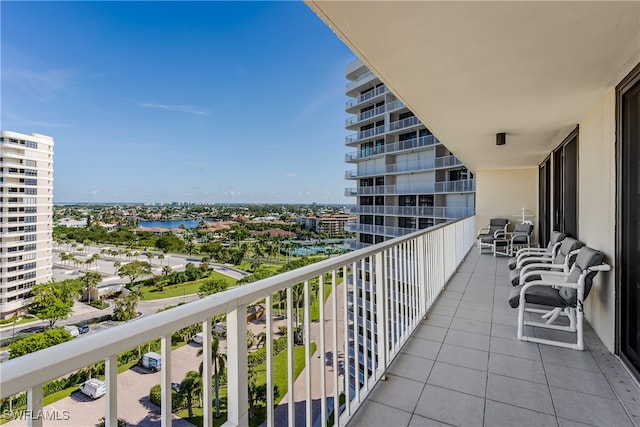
(286, 172), (297, 178)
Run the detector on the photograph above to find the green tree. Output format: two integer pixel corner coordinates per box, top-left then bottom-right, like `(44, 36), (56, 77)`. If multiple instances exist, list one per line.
(30, 280), (82, 328)
(112, 293), (139, 322)
(81, 272), (102, 304)
(162, 265), (173, 276)
(155, 235), (185, 253)
(117, 260), (152, 285)
(9, 328), (73, 358)
(197, 278), (228, 298)
(178, 371), (202, 418)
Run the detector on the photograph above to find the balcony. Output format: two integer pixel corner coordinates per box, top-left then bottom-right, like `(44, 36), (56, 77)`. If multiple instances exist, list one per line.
(345, 125), (386, 145)
(345, 179), (476, 196)
(347, 246), (639, 427)
(345, 100), (406, 128)
(387, 116), (421, 133)
(345, 85), (389, 111)
(349, 205), (475, 219)
(345, 135), (441, 162)
(4, 216), (636, 426)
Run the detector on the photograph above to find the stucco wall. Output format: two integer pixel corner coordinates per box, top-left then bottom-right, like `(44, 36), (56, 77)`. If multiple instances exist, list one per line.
(475, 168), (538, 235)
(576, 88), (617, 351)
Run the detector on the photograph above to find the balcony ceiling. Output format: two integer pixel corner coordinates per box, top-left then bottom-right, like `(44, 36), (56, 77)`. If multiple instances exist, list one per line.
(307, 1), (640, 171)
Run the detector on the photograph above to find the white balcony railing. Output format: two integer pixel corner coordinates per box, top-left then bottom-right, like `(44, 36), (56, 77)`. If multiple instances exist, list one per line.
(0, 217), (476, 427)
(349, 205), (475, 219)
(345, 100), (406, 127)
(345, 85), (388, 109)
(345, 134), (441, 161)
(345, 179), (476, 196)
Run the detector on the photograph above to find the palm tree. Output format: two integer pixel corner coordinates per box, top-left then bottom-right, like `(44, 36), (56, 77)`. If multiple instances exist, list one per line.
(113, 261), (121, 275)
(158, 254), (165, 265)
(255, 332), (267, 348)
(178, 371), (202, 418)
(197, 335), (226, 418)
(162, 265), (173, 276)
(82, 272), (102, 304)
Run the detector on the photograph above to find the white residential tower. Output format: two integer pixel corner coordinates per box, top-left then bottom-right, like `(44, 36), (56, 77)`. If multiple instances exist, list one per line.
(0, 131), (54, 318)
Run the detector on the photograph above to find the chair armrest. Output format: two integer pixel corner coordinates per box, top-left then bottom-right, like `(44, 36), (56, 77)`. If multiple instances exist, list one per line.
(477, 227), (490, 236)
(516, 250), (551, 263)
(521, 278), (581, 292)
(516, 255), (553, 269)
(522, 269), (568, 283)
(520, 261), (566, 279)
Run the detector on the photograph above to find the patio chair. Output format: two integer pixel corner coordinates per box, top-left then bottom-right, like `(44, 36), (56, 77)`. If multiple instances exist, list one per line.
(476, 218), (509, 254)
(493, 222), (534, 257)
(508, 246), (610, 350)
(507, 230), (566, 270)
(509, 237), (583, 287)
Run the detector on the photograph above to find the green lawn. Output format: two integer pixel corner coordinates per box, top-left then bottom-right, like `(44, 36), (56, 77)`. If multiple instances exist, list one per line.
(140, 272), (237, 300)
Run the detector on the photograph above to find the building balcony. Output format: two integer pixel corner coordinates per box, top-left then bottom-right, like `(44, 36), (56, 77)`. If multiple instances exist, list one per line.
(345, 71), (377, 96)
(345, 125), (387, 145)
(387, 115), (422, 133)
(346, 85), (389, 112)
(345, 179), (476, 196)
(349, 205), (475, 219)
(345, 134), (441, 162)
(5, 216), (635, 427)
(345, 100), (406, 129)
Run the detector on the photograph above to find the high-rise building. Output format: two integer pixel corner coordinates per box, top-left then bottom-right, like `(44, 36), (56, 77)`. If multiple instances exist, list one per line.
(343, 60), (476, 390)
(0, 131), (54, 319)
(344, 59), (475, 249)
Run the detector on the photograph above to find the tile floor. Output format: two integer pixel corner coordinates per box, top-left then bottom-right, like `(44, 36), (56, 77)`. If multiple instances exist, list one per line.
(349, 250), (640, 427)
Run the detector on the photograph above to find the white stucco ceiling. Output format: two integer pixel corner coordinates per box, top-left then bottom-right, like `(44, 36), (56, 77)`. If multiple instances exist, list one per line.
(307, 1), (640, 172)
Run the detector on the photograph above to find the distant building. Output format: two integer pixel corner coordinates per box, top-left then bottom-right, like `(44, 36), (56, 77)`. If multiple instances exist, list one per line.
(0, 131), (54, 319)
(304, 214), (354, 237)
(58, 218), (87, 228)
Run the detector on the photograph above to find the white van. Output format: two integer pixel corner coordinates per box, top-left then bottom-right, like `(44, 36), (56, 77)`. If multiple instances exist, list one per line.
(79, 379), (106, 399)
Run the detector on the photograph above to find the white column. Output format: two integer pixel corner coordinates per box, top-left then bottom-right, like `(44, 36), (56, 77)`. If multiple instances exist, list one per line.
(105, 355), (118, 427)
(161, 335), (172, 427)
(202, 319), (213, 427)
(227, 305), (248, 426)
(266, 295), (274, 427)
(27, 384), (43, 427)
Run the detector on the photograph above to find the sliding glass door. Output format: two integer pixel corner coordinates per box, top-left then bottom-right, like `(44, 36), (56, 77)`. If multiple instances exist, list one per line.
(618, 66), (640, 378)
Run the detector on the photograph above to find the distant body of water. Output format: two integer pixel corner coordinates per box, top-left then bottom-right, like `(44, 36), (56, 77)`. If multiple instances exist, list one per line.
(139, 219), (209, 229)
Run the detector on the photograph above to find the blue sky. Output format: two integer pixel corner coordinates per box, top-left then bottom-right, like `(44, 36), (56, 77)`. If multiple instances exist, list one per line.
(1, 1), (356, 204)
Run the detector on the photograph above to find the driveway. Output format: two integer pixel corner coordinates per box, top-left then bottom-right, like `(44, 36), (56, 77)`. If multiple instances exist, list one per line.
(3, 345), (203, 427)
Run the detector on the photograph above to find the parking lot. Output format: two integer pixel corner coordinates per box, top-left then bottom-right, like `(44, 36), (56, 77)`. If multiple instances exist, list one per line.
(3, 344), (203, 427)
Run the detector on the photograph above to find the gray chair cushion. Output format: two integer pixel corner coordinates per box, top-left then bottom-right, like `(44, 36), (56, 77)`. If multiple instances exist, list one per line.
(552, 237), (583, 264)
(549, 231), (566, 247)
(558, 247), (605, 306)
(510, 268), (540, 286)
(508, 284), (565, 308)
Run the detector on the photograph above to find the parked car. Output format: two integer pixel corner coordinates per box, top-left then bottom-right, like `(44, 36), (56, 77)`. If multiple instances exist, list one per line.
(192, 332), (204, 344)
(76, 323), (90, 334)
(63, 325), (80, 338)
(79, 379), (106, 399)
